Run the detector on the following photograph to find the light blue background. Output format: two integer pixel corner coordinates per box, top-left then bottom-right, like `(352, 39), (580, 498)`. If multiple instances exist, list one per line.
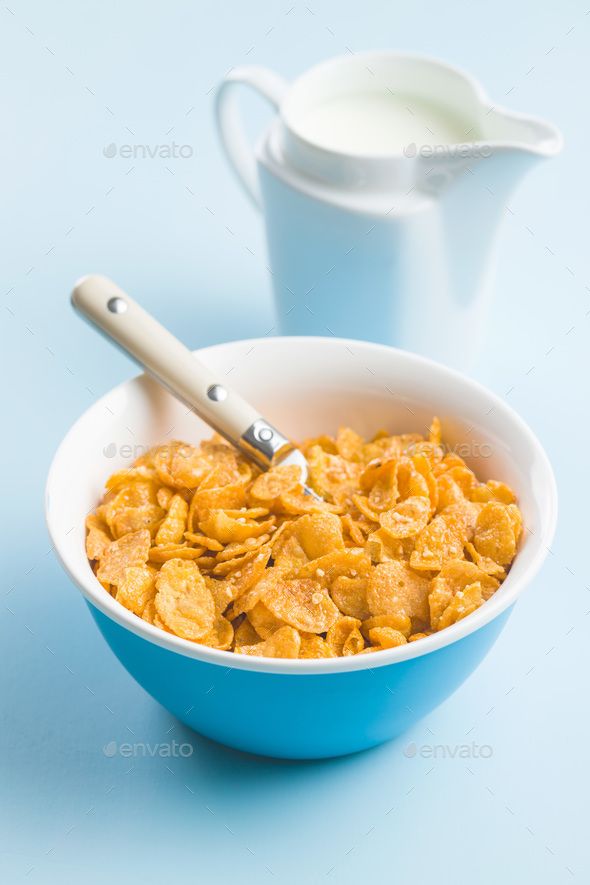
(1, 0), (587, 882)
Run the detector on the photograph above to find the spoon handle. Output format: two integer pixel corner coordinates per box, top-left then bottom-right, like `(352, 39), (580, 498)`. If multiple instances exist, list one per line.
(71, 274), (290, 468)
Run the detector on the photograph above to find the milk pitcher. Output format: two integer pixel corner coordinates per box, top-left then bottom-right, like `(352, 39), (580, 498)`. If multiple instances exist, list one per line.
(216, 52), (562, 368)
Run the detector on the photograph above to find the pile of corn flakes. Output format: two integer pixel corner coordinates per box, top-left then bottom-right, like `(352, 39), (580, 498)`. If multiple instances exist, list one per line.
(86, 419), (522, 658)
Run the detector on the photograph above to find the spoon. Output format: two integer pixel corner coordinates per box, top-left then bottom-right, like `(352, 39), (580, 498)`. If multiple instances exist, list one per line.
(71, 274), (318, 497)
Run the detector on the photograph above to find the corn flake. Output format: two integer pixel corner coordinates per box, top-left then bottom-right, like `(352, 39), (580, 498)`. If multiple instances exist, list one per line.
(379, 495), (430, 539)
(326, 616), (362, 656)
(263, 577), (340, 634)
(96, 529), (151, 586)
(155, 494), (188, 546)
(473, 502), (516, 566)
(368, 626), (407, 649)
(85, 514), (112, 561)
(116, 565), (156, 616)
(367, 561), (431, 625)
(155, 559), (215, 640)
(237, 625), (301, 658)
(299, 634), (336, 658)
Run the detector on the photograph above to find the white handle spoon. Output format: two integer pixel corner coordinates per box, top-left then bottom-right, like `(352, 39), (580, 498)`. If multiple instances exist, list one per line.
(71, 274), (317, 494)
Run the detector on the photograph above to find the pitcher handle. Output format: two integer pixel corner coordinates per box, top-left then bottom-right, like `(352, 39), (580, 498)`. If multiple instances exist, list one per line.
(215, 66), (288, 207)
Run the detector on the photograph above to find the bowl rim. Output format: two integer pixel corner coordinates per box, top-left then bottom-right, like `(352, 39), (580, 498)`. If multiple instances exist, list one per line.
(45, 336), (558, 675)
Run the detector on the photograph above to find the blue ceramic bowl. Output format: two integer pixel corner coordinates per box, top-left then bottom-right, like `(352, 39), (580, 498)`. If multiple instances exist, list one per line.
(46, 338), (557, 759)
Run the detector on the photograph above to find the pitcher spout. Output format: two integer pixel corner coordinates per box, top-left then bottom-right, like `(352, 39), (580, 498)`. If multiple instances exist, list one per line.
(414, 103), (562, 205)
(481, 106), (563, 158)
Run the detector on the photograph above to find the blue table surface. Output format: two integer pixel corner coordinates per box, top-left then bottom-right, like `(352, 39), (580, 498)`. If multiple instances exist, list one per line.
(1, 0), (588, 882)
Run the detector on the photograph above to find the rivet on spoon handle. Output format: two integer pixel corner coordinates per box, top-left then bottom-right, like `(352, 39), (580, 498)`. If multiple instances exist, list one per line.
(70, 274), (299, 474)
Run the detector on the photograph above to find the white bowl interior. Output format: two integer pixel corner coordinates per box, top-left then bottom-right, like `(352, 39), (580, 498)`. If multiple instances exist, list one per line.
(46, 338), (556, 672)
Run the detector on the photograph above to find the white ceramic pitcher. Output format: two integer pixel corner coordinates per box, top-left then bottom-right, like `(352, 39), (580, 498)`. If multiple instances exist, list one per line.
(216, 52), (562, 368)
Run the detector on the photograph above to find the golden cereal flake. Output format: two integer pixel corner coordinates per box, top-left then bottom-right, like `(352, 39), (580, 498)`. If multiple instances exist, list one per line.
(367, 561), (431, 625)
(154, 559), (215, 641)
(96, 529), (151, 586)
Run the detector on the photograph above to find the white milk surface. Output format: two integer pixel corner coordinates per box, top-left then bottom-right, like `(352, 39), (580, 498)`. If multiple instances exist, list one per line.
(299, 92), (472, 154)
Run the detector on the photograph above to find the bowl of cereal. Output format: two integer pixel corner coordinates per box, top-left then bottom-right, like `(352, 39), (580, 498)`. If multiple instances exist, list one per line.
(46, 337), (556, 759)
